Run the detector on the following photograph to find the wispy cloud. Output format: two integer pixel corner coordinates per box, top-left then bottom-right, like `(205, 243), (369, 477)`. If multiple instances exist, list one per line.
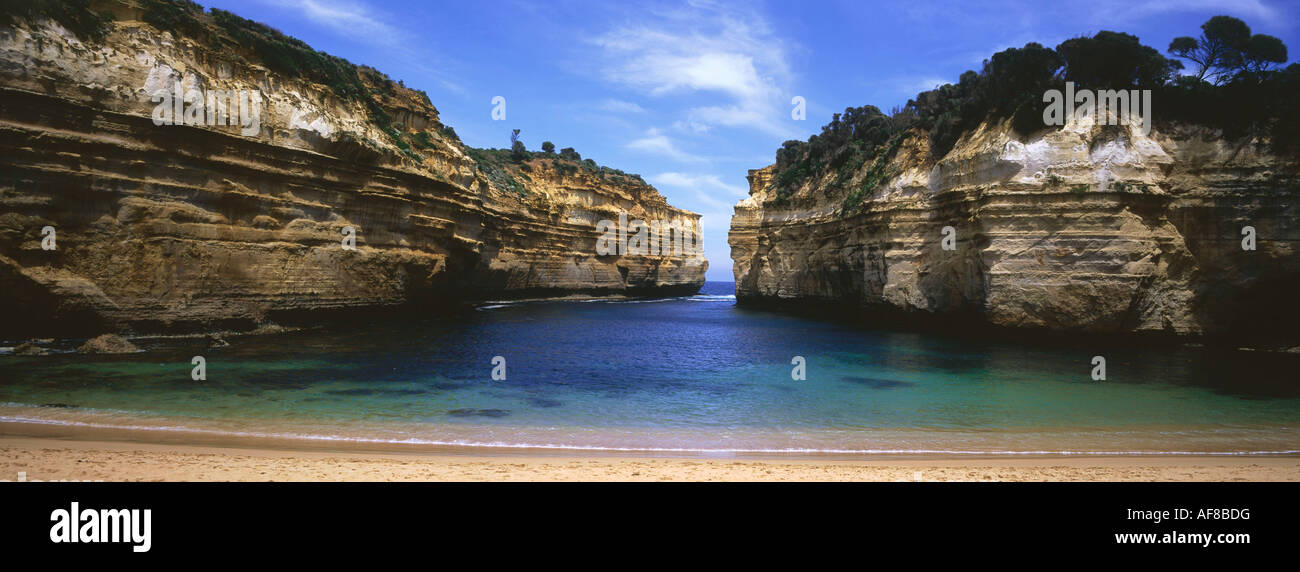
(265, 0), (402, 44)
(1098, 0), (1278, 22)
(589, 2), (799, 138)
(259, 0), (464, 94)
(880, 76), (953, 97)
(649, 172), (748, 210)
(889, 0), (1283, 36)
(597, 99), (648, 114)
(626, 128), (703, 163)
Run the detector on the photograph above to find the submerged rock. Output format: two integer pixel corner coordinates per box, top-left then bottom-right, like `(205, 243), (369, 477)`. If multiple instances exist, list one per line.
(446, 408), (511, 418)
(77, 334), (139, 354)
(249, 323), (289, 336)
(13, 342), (49, 356)
(841, 376), (915, 389)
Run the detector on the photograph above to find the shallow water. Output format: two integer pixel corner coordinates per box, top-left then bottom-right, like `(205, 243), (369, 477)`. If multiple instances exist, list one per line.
(2, 282), (1299, 455)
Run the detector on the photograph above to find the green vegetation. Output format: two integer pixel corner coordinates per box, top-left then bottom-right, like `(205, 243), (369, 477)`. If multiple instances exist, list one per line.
(1168, 16), (1287, 83)
(767, 14), (1298, 215)
(5, 0), (448, 159)
(410, 131), (435, 149)
(0, 0), (114, 43)
(468, 142), (646, 194)
(179, 3), (448, 158)
(768, 106), (904, 207)
(208, 8), (371, 102)
(541, 141), (555, 154)
(840, 134), (903, 213)
(141, 0), (206, 39)
(382, 126), (423, 162)
(466, 148), (528, 196)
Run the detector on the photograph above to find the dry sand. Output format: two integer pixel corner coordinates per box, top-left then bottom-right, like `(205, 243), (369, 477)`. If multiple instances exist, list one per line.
(2, 436), (1298, 482)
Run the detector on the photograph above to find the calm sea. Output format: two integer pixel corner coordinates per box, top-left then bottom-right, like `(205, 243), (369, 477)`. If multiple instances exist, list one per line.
(2, 282), (1299, 455)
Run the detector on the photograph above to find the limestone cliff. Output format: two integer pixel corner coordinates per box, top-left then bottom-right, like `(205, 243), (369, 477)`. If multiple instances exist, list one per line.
(0, 1), (705, 337)
(730, 117), (1299, 340)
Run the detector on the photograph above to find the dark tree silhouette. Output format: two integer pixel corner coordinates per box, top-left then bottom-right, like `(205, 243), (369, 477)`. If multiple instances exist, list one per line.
(1057, 31), (1181, 90)
(1237, 34), (1289, 76)
(1167, 15), (1252, 84)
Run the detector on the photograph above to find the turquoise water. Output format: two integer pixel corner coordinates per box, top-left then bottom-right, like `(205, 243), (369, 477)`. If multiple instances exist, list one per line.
(2, 282), (1299, 454)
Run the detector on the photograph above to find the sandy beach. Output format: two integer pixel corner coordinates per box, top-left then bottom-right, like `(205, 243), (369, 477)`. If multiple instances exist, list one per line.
(3, 436), (1298, 482)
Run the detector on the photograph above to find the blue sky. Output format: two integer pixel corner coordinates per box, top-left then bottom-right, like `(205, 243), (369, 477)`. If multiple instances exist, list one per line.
(200, 0), (1299, 281)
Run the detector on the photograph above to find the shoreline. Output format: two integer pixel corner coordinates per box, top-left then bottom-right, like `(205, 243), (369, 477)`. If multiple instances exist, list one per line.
(5, 417), (1299, 458)
(3, 432), (1298, 482)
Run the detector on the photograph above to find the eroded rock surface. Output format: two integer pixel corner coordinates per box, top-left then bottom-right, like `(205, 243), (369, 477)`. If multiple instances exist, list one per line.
(730, 118), (1299, 339)
(0, 4), (704, 337)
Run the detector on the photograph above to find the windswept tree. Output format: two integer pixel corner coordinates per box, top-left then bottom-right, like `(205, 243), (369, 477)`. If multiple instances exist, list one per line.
(1169, 15), (1289, 83)
(1167, 15), (1252, 84)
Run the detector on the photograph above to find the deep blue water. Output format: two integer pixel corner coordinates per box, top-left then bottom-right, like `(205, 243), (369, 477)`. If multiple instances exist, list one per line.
(2, 282), (1299, 454)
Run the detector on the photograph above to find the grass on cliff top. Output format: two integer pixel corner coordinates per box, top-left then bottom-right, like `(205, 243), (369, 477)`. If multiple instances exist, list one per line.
(466, 148), (528, 196)
(467, 147), (647, 196)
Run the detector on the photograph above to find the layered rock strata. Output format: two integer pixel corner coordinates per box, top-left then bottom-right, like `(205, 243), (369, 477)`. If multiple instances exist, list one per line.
(0, 3), (705, 337)
(730, 118), (1298, 339)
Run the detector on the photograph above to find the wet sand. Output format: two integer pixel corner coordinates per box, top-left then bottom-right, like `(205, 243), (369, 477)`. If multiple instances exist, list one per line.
(3, 435), (1298, 482)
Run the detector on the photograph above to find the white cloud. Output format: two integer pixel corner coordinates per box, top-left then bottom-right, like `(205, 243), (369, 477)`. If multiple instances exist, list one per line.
(649, 172), (749, 210)
(874, 76), (953, 99)
(1101, 0), (1278, 21)
(589, 2), (798, 138)
(907, 77), (951, 94)
(266, 0), (402, 43)
(626, 128), (702, 163)
(597, 99), (648, 114)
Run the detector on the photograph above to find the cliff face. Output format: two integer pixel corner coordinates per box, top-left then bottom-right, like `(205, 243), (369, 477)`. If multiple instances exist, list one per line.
(730, 117), (1300, 339)
(0, 2), (704, 337)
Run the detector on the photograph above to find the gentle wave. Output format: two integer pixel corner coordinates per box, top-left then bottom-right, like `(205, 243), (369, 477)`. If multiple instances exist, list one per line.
(4, 414), (1296, 456)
